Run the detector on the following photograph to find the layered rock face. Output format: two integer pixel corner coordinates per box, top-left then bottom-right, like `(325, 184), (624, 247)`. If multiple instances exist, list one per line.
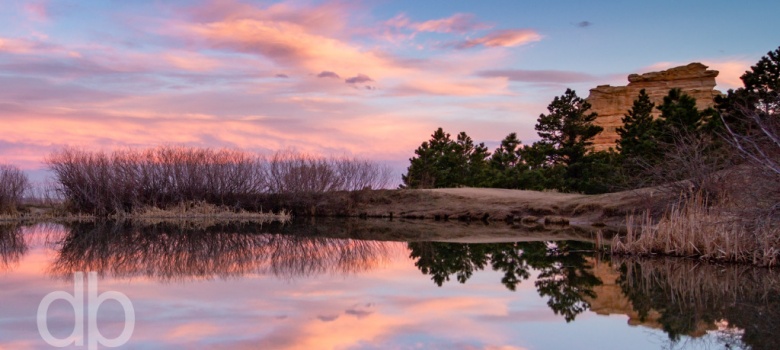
(587, 63), (721, 151)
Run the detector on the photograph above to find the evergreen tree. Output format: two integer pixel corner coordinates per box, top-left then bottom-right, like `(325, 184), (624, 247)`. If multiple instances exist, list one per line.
(401, 128), (490, 188)
(616, 89), (657, 158)
(454, 132), (491, 187)
(532, 89), (603, 192)
(489, 133), (524, 188)
(715, 46), (780, 133)
(656, 88), (710, 141)
(534, 89), (602, 168)
(741, 46), (780, 111)
(401, 128), (451, 188)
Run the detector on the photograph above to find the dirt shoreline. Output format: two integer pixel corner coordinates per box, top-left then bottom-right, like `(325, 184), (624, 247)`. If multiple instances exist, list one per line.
(301, 187), (664, 228)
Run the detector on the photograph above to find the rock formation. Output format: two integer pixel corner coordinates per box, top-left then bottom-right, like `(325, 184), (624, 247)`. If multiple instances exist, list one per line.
(587, 63), (721, 151)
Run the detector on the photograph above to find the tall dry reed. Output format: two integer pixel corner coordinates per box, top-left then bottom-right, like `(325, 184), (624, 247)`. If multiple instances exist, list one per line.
(612, 192), (780, 266)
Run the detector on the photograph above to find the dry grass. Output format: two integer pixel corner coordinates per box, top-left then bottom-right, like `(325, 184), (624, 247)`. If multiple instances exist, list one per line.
(129, 201), (290, 225)
(612, 192), (780, 266)
(1, 201), (289, 226)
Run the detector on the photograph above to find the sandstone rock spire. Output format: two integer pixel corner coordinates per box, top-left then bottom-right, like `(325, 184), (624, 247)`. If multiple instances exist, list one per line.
(587, 63), (721, 151)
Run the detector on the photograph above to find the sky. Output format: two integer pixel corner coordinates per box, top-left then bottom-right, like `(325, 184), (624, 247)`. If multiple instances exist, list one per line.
(0, 0), (778, 182)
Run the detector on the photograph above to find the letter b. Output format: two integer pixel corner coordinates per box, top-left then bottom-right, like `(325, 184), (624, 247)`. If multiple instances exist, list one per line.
(88, 271), (135, 349)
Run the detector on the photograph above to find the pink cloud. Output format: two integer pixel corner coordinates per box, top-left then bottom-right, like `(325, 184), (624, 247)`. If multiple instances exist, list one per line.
(477, 69), (600, 83)
(457, 29), (542, 49)
(0, 37), (45, 54)
(23, 1), (50, 22)
(387, 13), (492, 34)
(162, 51), (221, 71)
(415, 13), (490, 33)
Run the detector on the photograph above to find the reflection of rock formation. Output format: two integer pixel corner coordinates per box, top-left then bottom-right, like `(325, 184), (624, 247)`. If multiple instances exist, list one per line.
(0, 224), (26, 271)
(585, 259), (714, 336)
(587, 63), (720, 151)
(610, 257), (780, 349)
(49, 221), (395, 281)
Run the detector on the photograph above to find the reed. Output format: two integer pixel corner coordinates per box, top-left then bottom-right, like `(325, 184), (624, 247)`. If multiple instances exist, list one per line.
(612, 192), (780, 266)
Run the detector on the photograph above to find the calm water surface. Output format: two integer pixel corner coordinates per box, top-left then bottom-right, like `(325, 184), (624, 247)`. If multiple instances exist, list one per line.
(0, 220), (777, 349)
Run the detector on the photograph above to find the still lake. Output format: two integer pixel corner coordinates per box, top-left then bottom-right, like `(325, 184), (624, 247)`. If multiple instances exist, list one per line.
(0, 220), (777, 349)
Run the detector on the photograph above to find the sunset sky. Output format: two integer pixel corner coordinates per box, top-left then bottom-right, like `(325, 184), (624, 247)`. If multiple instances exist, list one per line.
(1, 0), (778, 182)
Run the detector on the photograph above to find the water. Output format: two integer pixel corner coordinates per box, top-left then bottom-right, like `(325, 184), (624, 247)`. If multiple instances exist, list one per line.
(0, 220), (777, 349)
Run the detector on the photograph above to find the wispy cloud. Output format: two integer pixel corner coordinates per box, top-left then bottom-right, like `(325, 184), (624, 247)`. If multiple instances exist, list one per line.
(386, 13), (491, 34)
(477, 69), (599, 83)
(456, 29), (542, 49)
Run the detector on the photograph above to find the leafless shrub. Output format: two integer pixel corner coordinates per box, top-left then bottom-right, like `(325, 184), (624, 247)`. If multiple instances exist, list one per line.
(265, 150), (392, 194)
(721, 100), (780, 212)
(635, 130), (734, 205)
(0, 164), (29, 215)
(47, 146), (267, 215)
(46, 146), (392, 215)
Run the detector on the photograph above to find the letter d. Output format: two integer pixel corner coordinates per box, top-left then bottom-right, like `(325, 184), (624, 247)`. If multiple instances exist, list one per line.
(88, 272), (135, 350)
(37, 271), (85, 347)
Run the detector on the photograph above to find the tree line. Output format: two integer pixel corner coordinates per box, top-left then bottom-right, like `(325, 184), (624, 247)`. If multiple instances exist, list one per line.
(402, 46), (780, 206)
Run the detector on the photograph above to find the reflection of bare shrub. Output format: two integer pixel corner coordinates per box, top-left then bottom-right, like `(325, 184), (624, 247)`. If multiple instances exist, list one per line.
(612, 192), (780, 266)
(0, 224), (27, 271)
(0, 164), (29, 215)
(47, 147), (392, 215)
(48, 221), (395, 281)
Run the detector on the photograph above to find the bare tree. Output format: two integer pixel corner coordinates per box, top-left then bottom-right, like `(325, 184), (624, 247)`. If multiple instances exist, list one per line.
(721, 98), (780, 211)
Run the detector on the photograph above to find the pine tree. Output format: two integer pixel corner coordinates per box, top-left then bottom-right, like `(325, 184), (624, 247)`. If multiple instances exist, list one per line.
(488, 133), (524, 188)
(616, 89), (657, 158)
(656, 88), (709, 141)
(535, 89), (602, 168)
(532, 89), (603, 192)
(401, 128), (490, 188)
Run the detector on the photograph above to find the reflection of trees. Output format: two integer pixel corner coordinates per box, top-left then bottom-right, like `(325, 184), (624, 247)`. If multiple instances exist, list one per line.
(408, 240), (602, 322)
(616, 257), (780, 349)
(49, 221), (395, 281)
(0, 224), (26, 271)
